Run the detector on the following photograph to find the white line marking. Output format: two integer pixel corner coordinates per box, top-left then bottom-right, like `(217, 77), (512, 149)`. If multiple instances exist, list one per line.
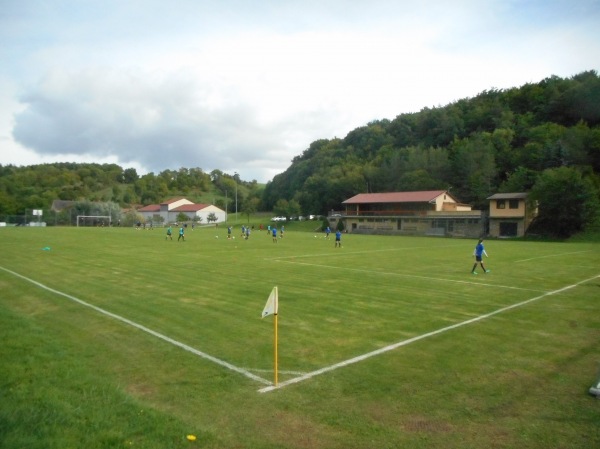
(268, 244), (465, 261)
(0, 266), (271, 386)
(278, 260), (544, 292)
(515, 250), (593, 263)
(247, 369), (307, 376)
(258, 273), (600, 393)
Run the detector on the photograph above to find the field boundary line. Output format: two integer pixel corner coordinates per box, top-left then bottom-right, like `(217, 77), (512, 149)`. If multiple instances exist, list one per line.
(278, 260), (544, 292)
(515, 250), (593, 263)
(0, 265), (271, 386)
(258, 273), (600, 393)
(268, 243), (465, 261)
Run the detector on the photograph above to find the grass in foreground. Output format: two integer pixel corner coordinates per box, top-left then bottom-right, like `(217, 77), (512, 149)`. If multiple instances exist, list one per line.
(1, 226), (599, 448)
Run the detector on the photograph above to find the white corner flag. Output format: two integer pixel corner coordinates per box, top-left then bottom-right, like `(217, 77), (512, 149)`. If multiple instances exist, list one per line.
(261, 286), (278, 318)
(262, 286), (279, 386)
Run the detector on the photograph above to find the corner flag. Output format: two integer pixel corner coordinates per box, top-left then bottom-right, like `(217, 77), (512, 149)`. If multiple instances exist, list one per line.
(261, 286), (279, 386)
(261, 286), (278, 318)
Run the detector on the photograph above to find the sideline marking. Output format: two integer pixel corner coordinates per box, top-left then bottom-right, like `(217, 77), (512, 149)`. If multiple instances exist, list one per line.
(0, 265), (271, 386)
(515, 250), (593, 263)
(278, 260), (544, 292)
(258, 274), (600, 393)
(268, 243), (465, 261)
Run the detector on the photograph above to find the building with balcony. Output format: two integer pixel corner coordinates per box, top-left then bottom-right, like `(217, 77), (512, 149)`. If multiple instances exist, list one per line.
(338, 190), (484, 237)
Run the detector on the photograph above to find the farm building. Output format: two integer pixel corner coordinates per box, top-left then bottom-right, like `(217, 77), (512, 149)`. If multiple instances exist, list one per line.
(137, 197), (226, 225)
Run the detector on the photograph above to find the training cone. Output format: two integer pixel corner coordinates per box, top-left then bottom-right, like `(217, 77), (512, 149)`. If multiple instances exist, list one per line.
(186, 434), (197, 441)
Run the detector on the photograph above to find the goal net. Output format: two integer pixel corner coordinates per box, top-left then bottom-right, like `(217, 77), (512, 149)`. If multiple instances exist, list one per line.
(76, 215), (112, 227)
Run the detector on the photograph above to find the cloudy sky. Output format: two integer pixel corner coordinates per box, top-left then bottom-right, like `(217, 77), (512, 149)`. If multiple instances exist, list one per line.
(1, 0), (598, 183)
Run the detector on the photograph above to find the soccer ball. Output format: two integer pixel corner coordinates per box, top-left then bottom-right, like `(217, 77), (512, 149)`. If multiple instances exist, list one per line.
(215, 235), (219, 238)
(314, 235), (317, 238)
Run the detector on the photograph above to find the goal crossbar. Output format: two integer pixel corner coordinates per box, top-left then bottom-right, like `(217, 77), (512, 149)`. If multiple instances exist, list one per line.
(76, 215), (112, 227)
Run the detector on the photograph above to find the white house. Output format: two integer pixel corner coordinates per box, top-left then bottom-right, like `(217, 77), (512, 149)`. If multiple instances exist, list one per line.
(137, 197), (227, 225)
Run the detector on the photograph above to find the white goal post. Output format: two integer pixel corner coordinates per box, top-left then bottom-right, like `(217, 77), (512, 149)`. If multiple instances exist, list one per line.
(76, 215), (112, 227)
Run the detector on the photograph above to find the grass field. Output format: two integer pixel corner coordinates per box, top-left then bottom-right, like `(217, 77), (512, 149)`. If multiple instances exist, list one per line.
(1, 225), (599, 449)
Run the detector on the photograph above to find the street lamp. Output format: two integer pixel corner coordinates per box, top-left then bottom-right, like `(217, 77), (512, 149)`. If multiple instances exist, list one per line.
(234, 172), (238, 222)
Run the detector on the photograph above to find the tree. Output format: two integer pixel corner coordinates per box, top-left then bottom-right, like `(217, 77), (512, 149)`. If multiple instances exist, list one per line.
(449, 132), (497, 207)
(176, 212), (189, 223)
(273, 199), (289, 219)
(206, 212), (217, 224)
(242, 197), (260, 222)
(499, 166), (538, 192)
(529, 167), (599, 238)
(123, 168), (138, 184)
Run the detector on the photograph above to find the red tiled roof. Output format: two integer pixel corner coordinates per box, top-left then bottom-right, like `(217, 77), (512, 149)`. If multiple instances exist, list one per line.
(172, 203), (210, 212)
(343, 190), (450, 204)
(138, 204), (161, 212)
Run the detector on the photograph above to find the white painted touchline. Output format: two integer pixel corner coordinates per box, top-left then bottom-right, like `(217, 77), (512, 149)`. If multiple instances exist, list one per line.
(515, 250), (593, 263)
(0, 265), (271, 386)
(258, 274), (600, 393)
(278, 260), (545, 293)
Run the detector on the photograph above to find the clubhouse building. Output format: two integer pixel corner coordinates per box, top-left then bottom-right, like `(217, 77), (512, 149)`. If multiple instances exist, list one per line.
(332, 190), (535, 238)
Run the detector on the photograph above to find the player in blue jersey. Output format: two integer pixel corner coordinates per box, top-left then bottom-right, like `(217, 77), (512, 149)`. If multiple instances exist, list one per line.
(335, 230), (342, 247)
(471, 239), (489, 274)
(272, 227), (277, 243)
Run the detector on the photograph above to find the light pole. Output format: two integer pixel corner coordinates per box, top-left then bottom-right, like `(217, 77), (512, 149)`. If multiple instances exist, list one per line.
(234, 172), (238, 223)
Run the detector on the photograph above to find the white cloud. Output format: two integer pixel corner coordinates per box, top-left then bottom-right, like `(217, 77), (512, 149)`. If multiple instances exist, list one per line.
(1, 0), (599, 182)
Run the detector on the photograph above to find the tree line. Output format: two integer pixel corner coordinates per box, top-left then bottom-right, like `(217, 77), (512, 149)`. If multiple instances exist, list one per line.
(1, 71), (599, 237)
(263, 70), (600, 237)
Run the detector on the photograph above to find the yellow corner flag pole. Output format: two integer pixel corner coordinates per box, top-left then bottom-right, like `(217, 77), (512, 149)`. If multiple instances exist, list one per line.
(261, 286), (279, 387)
(274, 304), (278, 386)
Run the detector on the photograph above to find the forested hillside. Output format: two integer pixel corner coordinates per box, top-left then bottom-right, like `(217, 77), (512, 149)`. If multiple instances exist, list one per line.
(263, 71), (600, 236)
(0, 164), (263, 222)
(1, 71), (599, 237)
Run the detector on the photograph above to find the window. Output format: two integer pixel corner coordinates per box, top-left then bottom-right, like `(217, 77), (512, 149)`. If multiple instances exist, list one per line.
(497, 199), (506, 209)
(509, 199), (519, 209)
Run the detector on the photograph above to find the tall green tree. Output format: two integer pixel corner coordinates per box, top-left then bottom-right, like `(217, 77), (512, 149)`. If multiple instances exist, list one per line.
(529, 166), (599, 238)
(242, 197), (260, 222)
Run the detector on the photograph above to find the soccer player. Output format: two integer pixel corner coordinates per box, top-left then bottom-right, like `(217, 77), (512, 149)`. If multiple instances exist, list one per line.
(335, 230), (342, 247)
(272, 226), (277, 243)
(325, 226), (331, 239)
(166, 225), (172, 240)
(178, 226), (185, 242)
(471, 238), (489, 274)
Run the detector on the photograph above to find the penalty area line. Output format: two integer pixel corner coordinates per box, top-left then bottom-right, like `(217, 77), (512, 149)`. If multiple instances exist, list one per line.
(0, 265), (271, 386)
(258, 273), (600, 393)
(278, 260), (544, 293)
(515, 250), (593, 263)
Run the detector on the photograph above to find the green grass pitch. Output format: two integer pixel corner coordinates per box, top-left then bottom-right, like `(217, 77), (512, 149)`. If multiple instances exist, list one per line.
(1, 226), (599, 449)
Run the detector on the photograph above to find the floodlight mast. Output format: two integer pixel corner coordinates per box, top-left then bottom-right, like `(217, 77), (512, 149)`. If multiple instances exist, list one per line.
(234, 172), (238, 223)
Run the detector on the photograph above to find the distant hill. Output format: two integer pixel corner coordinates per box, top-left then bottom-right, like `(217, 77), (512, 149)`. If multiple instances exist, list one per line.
(262, 70), (600, 215)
